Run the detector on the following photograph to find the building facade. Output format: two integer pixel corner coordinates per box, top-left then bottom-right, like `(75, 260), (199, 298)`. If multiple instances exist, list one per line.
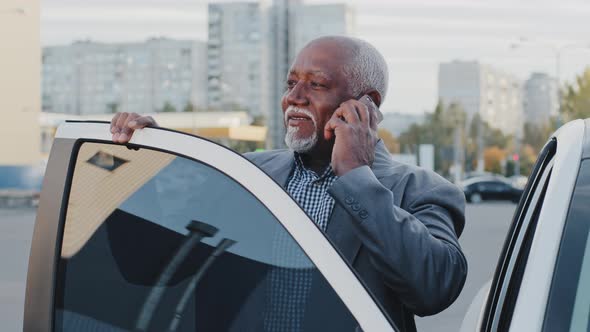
(265, 2), (356, 149)
(42, 38), (207, 115)
(207, 3), (262, 114)
(438, 60), (524, 135)
(207, 1), (355, 149)
(523, 72), (559, 126)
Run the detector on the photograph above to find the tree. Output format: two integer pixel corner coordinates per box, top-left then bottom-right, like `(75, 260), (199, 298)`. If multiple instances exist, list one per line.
(519, 144), (537, 176)
(183, 102), (195, 113)
(378, 128), (400, 154)
(522, 121), (557, 152)
(484, 146), (506, 174)
(562, 68), (590, 121)
(107, 102), (119, 114)
(251, 115), (266, 126)
(160, 102), (176, 113)
(398, 100), (465, 176)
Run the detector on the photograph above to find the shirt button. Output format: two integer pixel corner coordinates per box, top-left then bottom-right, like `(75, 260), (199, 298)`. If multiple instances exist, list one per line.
(359, 210), (369, 219)
(345, 196), (355, 204)
(352, 203), (361, 211)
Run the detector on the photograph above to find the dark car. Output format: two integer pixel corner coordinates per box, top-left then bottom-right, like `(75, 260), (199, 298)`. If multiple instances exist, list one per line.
(461, 177), (523, 203)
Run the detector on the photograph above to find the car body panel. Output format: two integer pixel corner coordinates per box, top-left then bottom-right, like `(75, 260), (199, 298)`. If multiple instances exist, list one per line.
(24, 122), (396, 332)
(461, 119), (588, 332)
(508, 119), (585, 331)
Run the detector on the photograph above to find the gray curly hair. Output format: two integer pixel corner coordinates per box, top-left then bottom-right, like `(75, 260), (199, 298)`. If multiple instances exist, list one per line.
(305, 36), (389, 104)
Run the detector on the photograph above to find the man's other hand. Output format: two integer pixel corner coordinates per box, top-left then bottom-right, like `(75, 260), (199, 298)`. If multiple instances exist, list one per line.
(110, 112), (158, 143)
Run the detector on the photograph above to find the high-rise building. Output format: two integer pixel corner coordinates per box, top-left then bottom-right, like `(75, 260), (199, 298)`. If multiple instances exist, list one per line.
(207, 1), (355, 149)
(289, 4), (356, 62)
(523, 72), (559, 126)
(42, 38), (207, 115)
(438, 60), (523, 135)
(265, 1), (356, 149)
(207, 3), (262, 114)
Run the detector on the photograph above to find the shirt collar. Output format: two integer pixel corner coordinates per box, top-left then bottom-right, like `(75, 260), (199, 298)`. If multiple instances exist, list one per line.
(293, 152), (336, 181)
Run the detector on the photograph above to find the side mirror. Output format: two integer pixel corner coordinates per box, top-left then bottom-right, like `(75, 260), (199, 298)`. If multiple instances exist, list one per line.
(459, 280), (491, 332)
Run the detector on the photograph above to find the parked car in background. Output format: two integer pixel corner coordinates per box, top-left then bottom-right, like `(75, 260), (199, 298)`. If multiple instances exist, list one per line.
(461, 119), (590, 331)
(460, 176), (523, 203)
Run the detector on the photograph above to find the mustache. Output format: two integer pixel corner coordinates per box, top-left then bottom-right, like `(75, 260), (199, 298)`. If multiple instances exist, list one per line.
(284, 106), (317, 125)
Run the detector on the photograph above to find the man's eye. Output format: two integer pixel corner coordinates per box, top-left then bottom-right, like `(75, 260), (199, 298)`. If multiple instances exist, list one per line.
(286, 80), (297, 89)
(310, 81), (326, 88)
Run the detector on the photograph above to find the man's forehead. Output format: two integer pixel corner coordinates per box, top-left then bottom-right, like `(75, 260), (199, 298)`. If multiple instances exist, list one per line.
(289, 69), (333, 79)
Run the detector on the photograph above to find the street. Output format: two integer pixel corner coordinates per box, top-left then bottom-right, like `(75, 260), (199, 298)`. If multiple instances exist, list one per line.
(416, 202), (516, 331)
(0, 203), (515, 331)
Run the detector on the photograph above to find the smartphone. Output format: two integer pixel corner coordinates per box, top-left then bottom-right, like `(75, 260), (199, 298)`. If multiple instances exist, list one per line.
(360, 95), (383, 124)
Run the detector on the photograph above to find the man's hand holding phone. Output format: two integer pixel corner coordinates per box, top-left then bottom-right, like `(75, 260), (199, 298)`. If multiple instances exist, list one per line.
(324, 94), (381, 176)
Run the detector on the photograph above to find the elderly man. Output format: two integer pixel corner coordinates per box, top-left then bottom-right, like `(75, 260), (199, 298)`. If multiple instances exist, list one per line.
(110, 36), (467, 331)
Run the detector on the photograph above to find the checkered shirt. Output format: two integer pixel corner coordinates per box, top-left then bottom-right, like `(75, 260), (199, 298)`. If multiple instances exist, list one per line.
(263, 153), (338, 332)
(285, 153), (338, 231)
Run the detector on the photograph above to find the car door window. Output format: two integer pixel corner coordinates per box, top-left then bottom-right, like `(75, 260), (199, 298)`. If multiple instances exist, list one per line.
(54, 142), (360, 331)
(543, 159), (590, 332)
(481, 139), (556, 332)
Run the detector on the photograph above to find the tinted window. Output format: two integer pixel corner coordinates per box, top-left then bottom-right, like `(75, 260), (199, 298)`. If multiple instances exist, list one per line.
(543, 159), (590, 332)
(54, 142), (359, 331)
(482, 139), (556, 332)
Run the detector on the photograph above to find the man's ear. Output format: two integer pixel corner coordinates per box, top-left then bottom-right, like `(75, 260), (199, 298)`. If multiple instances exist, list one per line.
(367, 90), (382, 107)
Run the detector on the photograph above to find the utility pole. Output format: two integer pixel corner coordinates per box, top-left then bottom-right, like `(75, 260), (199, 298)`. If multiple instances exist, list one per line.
(449, 103), (465, 183)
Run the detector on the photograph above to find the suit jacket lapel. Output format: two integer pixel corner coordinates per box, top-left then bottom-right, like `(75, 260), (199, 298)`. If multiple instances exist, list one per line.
(326, 140), (393, 264)
(257, 150), (295, 189)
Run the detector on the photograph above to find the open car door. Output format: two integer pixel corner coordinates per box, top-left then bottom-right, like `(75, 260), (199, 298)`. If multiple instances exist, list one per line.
(23, 121), (397, 332)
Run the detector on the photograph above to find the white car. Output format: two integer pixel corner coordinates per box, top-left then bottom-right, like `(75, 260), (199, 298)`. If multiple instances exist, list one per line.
(461, 118), (590, 331)
(23, 122), (398, 331)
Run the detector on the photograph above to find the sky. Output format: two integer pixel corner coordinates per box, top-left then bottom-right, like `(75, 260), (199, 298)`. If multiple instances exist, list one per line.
(41, 0), (590, 115)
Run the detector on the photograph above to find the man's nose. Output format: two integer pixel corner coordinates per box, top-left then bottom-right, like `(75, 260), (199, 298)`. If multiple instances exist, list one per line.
(286, 82), (309, 106)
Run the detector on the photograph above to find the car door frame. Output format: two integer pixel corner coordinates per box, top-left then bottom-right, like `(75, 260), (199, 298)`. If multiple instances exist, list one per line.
(24, 121), (397, 332)
(479, 119), (586, 332)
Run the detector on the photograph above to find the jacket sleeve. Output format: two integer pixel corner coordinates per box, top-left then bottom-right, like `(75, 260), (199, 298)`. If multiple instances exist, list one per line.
(327, 166), (467, 316)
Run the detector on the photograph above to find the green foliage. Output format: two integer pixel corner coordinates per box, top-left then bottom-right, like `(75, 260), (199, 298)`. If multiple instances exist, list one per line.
(251, 115), (266, 126)
(106, 102), (119, 114)
(398, 99), (513, 176)
(398, 100), (467, 175)
(522, 120), (558, 152)
(226, 140), (264, 153)
(183, 102), (195, 112)
(562, 68), (590, 121)
(160, 101), (177, 113)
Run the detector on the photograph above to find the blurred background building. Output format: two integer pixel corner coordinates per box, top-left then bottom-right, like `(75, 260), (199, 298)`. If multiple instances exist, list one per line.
(207, 3), (262, 115)
(42, 38), (207, 115)
(207, 0), (356, 149)
(523, 73), (559, 126)
(438, 60), (524, 136)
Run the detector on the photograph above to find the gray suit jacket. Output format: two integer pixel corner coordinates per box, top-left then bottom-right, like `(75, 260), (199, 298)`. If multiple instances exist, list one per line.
(245, 140), (467, 332)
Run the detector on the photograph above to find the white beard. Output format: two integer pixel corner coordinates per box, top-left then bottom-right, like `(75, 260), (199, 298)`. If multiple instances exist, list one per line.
(284, 125), (318, 153)
(283, 106), (318, 153)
